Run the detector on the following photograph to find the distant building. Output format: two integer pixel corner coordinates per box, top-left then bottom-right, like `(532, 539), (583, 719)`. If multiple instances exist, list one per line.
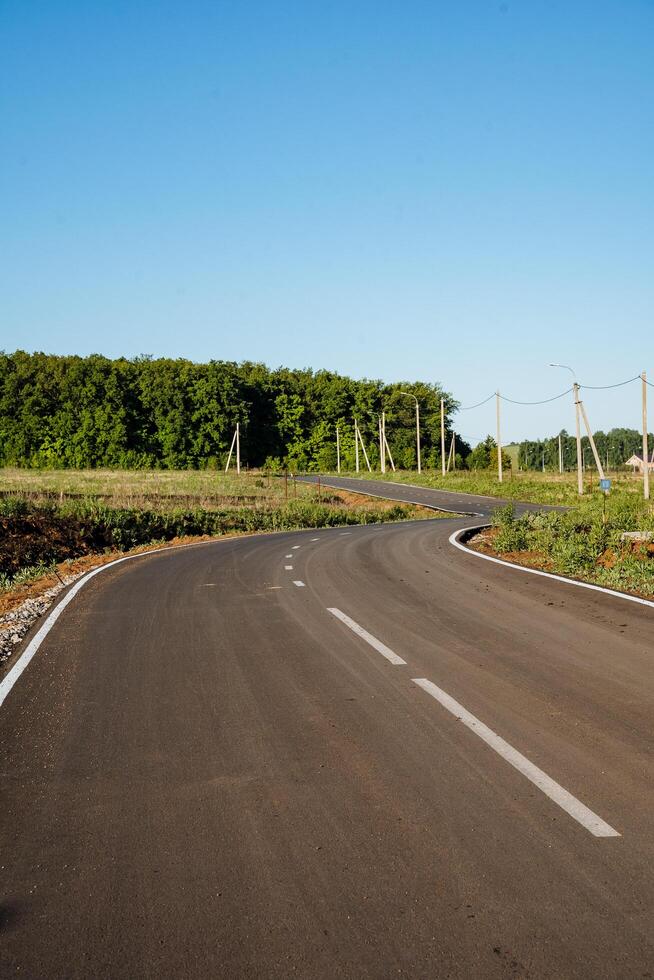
(625, 450), (654, 472)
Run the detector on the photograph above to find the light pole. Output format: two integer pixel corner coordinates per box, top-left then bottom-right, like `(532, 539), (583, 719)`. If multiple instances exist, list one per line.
(550, 362), (583, 495)
(399, 391), (421, 473)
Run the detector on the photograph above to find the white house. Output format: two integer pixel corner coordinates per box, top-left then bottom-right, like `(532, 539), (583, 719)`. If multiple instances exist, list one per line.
(625, 450), (654, 472)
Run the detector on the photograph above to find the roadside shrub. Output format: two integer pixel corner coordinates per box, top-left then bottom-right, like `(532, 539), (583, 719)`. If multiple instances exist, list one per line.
(0, 494), (424, 584)
(487, 493), (654, 596)
(492, 504), (529, 552)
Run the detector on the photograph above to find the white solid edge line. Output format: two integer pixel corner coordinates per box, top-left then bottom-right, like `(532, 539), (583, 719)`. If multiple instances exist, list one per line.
(0, 543), (201, 710)
(412, 678), (620, 837)
(293, 580), (306, 587)
(297, 477), (482, 517)
(327, 608), (407, 665)
(366, 477), (523, 505)
(449, 525), (654, 610)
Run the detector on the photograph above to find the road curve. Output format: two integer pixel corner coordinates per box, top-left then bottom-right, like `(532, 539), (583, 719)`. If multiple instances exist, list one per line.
(298, 472), (558, 518)
(1, 502), (653, 977)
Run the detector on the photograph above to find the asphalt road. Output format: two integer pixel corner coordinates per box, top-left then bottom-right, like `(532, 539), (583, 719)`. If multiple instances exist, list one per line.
(298, 473), (559, 518)
(1, 480), (653, 978)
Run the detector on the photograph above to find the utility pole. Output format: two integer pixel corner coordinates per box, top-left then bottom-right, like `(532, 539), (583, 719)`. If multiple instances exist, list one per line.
(379, 415), (385, 473)
(577, 397), (605, 480)
(357, 424), (372, 471)
(496, 391), (503, 483)
(558, 434), (563, 474)
(336, 424), (341, 474)
(225, 424), (241, 475)
(354, 419), (360, 473)
(573, 383), (584, 495)
(550, 364), (582, 493)
(440, 398), (446, 476)
(447, 433), (455, 473)
(643, 371), (650, 500)
(383, 422), (396, 472)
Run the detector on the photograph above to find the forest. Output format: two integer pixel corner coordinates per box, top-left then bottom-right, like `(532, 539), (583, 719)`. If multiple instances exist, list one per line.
(517, 429), (651, 471)
(0, 351), (465, 471)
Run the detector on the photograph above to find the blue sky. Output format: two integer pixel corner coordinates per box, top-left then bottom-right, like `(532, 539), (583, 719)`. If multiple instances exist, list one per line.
(1, 0), (652, 444)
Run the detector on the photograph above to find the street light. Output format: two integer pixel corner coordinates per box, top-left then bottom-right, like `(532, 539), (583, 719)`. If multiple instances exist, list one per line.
(549, 362), (577, 381)
(399, 391), (421, 473)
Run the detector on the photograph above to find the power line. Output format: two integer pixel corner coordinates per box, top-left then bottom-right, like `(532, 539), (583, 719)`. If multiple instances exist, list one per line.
(580, 375), (641, 390)
(500, 387), (572, 406)
(456, 374), (644, 414)
(458, 392), (495, 411)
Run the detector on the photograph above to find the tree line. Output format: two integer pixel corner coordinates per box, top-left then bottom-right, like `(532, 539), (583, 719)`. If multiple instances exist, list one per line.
(0, 351), (469, 471)
(518, 428), (652, 471)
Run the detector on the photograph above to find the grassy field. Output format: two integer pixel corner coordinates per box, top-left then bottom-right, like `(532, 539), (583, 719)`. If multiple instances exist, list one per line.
(3, 465), (649, 509)
(0, 467), (317, 510)
(343, 468), (654, 598)
(3, 467), (652, 600)
(0, 468), (443, 593)
(343, 467), (650, 507)
(476, 496), (654, 599)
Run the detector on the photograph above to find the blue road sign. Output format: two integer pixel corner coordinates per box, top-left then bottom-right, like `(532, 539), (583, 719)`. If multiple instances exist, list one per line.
(600, 478), (611, 491)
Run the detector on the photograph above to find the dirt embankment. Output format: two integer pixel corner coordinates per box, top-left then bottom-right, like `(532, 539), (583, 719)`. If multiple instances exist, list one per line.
(468, 526), (556, 571)
(0, 511), (107, 577)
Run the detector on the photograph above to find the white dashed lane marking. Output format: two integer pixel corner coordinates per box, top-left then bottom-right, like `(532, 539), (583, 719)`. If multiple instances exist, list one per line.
(327, 608), (407, 666)
(413, 678), (620, 839)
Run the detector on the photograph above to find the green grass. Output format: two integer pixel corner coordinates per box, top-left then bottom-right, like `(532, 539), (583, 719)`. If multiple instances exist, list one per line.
(0, 480), (443, 589)
(338, 468), (649, 507)
(489, 495), (654, 597)
(343, 468), (654, 597)
(4, 465), (648, 510)
(0, 466), (313, 510)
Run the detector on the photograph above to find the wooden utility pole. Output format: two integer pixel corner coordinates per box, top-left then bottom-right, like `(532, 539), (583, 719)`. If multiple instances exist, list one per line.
(643, 371), (650, 500)
(383, 421), (396, 472)
(496, 391), (503, 483)
(573, 384), (584, 495)
(354, 419), (360, 473)
(336, 424), (341, 474)
(446, 433), (455, 473)
(558, 434), (563, 474)
(440, 398), (446, 476)
(224, 424), (241, 475)
(357, 425), (372, 471)
(378, 411), (394, 472)
(225, 429), (237, 473)
(577, 398), (605, 480)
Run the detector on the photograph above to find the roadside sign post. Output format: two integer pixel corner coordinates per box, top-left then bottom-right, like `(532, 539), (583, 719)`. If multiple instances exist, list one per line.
(600, 478), (611, 524)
